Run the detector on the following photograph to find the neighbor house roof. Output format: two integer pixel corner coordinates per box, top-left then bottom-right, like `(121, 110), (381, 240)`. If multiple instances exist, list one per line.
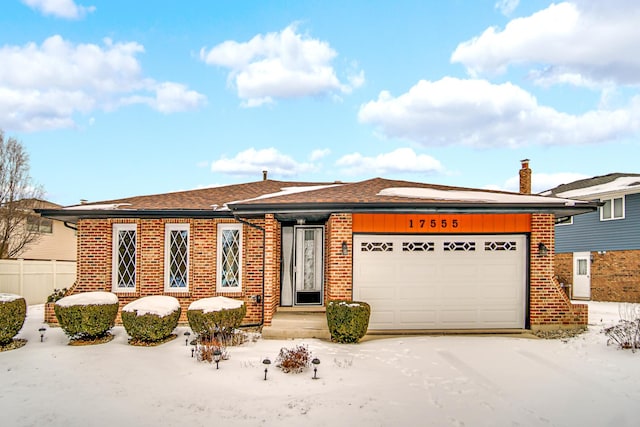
(542, 173), (640, 199)
(38, 177), (599, 223)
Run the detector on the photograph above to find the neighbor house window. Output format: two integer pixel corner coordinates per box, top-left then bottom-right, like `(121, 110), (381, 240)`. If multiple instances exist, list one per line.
(112, 224), (136, 291)
(165, 223), (189, 292)
(27, 216), (53, 234)
(600, 197), (625, 221)
(217, 223), (242, 292)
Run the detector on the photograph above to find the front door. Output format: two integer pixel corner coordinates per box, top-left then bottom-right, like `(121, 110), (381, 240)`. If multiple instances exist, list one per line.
(294, 226), (324, 305)
(572, 252), (591, 300)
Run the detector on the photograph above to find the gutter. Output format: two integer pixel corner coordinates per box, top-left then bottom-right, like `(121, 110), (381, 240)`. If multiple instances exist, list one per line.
(235, 217), (266, 328)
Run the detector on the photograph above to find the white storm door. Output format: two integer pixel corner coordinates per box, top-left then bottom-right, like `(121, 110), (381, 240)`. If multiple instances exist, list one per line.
(572, 252), (591, 300)
(294, 226), (323, 305)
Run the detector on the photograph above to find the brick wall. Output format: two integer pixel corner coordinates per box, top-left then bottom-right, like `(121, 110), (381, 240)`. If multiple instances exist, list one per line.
(529, 214), (588, 329)
(325, 213), (353, 301)
(73, 217), (265, 325)
(556, 250), (640, 302)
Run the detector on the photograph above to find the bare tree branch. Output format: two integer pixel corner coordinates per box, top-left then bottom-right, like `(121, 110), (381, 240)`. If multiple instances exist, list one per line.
(0, 130), (45, 258)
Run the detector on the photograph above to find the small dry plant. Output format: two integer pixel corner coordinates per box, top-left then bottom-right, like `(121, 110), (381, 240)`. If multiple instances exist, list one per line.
(196, 337), (228, 363)
(275, 344), (312, 373)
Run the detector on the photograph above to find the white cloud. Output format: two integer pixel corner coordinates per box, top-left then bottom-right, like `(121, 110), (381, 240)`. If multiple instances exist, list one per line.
(452, 1), (640, 86)
(358, 77), (640, 147)
(211, 148), (316, 177)
(22, 0), (95, 20)
(499, 172), (590, 193)
(200, 24), (363, 106)
(336, 148), (443, 176)
(495, 0), (519, 16)
(309, 148), (331, 161)
(0, 36), (206, 131)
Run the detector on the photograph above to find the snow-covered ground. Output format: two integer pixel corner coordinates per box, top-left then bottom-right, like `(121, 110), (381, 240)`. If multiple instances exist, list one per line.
(1, 302), (639, 427)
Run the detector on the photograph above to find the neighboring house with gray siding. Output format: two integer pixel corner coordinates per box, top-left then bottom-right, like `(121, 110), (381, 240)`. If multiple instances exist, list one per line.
(543, 173), (640, 302)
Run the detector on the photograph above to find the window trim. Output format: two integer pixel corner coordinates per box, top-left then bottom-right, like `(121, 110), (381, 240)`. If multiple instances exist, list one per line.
(27, 216), (53, 234)
(164, 223), (190, 293)
(600, 196), (625, 221)
(112, 223), (137, 292)
(216, 223), (243, 293)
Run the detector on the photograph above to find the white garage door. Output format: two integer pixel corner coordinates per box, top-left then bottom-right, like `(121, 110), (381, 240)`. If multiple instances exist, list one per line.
(353, 234), (527, 330)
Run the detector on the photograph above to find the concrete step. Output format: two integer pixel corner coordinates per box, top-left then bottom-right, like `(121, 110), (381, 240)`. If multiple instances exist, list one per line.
(261, 311), (331, 340)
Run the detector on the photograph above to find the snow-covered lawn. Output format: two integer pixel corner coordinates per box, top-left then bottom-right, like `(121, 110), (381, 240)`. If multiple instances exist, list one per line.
(1, 302), (639, 427)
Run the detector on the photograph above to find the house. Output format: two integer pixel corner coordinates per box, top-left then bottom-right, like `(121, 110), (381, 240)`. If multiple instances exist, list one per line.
(16, 200), (77, 262)
(39, 162), (598, 332)
(543, 173), (640, 302)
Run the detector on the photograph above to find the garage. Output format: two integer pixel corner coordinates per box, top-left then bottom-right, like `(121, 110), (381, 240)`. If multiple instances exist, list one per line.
(353, 234), (527, 330)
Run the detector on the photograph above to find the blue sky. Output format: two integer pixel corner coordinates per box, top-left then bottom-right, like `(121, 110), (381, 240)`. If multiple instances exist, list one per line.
(2, 0), (639, 206)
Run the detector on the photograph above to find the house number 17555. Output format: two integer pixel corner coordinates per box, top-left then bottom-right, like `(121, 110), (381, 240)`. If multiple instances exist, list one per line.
(409, 219), (459, 229)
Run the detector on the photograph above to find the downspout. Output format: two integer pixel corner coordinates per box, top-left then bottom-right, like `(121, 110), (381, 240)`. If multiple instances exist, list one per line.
(235, 217), (265, 327)
(64, 221), (78, 231)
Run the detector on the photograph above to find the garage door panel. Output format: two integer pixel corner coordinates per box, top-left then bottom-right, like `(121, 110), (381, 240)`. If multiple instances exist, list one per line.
(353, 234), (526, 330)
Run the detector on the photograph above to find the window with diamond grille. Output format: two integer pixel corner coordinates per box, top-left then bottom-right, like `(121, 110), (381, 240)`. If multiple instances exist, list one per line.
(112, 224), (136, 291)
(402, 242), (434, 252)
(165, 224), (189, 291)
(360, 242), (393, 252)
(484, 241), (517, 251)
(443, 241), (476, 251)
(217, 223), (243, 292)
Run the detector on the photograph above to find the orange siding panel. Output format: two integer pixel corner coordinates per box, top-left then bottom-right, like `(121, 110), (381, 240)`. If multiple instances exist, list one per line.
(352, 213), (531, 233)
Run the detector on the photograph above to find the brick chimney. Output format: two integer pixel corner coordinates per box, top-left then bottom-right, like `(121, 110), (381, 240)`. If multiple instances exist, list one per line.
(519, 159), (531, 194)
(262, 170), (268, 181)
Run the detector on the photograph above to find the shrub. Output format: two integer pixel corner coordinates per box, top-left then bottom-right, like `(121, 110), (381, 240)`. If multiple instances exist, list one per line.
(47, 288), (68, 303)
(55, 292), (119, 340)
(603, 319), (640, 352)
(326, 300), (371, 343)
(187, 297), (246, 341)
(276, 344), (312, 373)
(0, 294), (27, 345)
(122, 296), (181, 343)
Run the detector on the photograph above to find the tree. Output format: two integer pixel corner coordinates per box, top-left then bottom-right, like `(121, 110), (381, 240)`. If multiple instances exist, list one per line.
(0, 130), (45, 258)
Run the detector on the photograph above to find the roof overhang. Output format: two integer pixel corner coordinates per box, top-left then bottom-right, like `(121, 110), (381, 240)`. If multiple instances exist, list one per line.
(38, 200), (600, 224)
(36, 209), (235, 224)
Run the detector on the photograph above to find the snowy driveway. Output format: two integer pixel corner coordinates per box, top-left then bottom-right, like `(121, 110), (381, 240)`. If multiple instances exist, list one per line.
(1, 302), (638, 427)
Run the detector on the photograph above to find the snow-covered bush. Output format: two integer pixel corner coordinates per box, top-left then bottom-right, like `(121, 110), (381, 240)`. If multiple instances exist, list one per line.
(54, 292), (119, 340)
(0, 293), (27, 345)
(122, 296), (181, 343)
(187, 296), (246, 340)
(326, 300), (370, 343)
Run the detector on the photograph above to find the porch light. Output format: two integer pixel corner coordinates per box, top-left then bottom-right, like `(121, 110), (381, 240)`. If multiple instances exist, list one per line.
(538, 242), (549, 257)
(213, 349), (222, 369)
(311, 357), (320, 379)
(262, 357), (271, 380)
(184, 331), (191, 346)
(38, 327), (46, 342)
(341, 241), (348, 256)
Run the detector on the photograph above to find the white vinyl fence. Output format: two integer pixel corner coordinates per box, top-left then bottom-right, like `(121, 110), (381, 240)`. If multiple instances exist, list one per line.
(0, 259), (76, 305)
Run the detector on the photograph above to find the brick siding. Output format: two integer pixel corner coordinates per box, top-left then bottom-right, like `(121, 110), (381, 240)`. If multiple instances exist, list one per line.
(72, 217), (265, 325)
(529, 214), (588, 329)
(556, 249), (640, 302)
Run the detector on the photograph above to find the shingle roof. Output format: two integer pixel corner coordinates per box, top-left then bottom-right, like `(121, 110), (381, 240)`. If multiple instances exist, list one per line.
(543, 173), (640, 198)
(39, 177), (599, 222)
(68, 179), (334, 210)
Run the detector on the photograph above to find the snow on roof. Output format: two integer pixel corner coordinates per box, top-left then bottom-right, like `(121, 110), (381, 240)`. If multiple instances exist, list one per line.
(555, 176), (640, 199)
(122, 296), (180, 317)
(188, 296), (244, 313)
(378, 187), (579, 206)
(228, 184), (343, 205)
(64, 203), (132, 210)
(56, 291), (118, 307)
(0, 293), (23, 303)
